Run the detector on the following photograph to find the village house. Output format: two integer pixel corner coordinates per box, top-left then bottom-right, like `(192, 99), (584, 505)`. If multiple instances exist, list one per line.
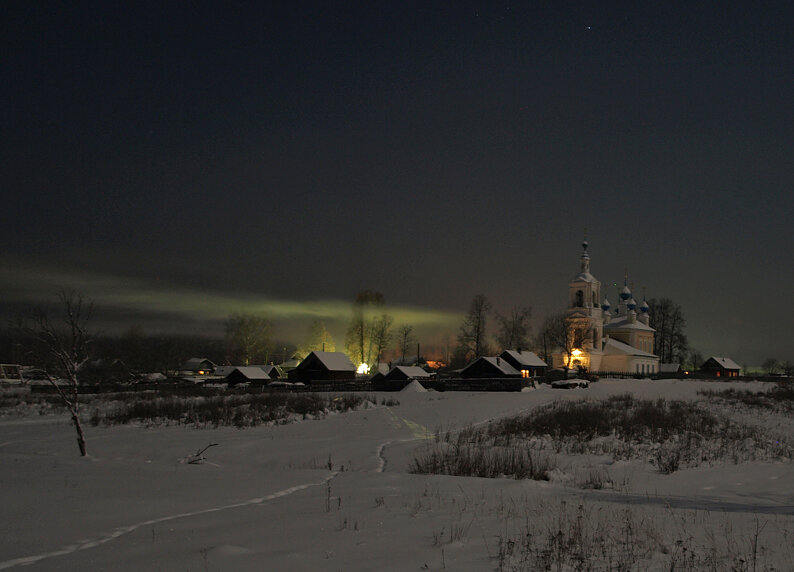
(700, 356), (741, 377)
(460, 356), (521, 379)
(499, 350), (547, 378)
(287, 351), (356, 382)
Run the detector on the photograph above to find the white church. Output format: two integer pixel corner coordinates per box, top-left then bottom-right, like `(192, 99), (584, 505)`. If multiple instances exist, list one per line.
(552, 240), (660, 375)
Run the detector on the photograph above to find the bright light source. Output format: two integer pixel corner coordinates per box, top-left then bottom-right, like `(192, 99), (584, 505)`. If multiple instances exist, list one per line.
(357, 363), (370, 375)
(571, 349), (582, 357)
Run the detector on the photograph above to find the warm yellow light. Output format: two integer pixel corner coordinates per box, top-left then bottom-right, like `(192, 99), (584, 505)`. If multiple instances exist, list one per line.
(357, 363), (370, 375)
(571, 349), (582, 357)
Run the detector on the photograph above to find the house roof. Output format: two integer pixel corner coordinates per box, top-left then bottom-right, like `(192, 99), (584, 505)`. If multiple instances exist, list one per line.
(602, 338), (657, 358)
(464, 357), (521, 376)
(305, 351), (356, 371)
(213, 366), (235, 377)
(182, 358), (217, 371)
(704, 356), (741, 370)
(659, 363), (681, 373)
(500, 350), (547, 368)
(228, 366), (272, 380)
(260, 365), (281, 377)
(391, 366), (430, 379)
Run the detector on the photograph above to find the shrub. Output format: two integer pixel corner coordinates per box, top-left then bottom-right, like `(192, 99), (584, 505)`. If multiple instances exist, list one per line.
(91, 392), (367, 427)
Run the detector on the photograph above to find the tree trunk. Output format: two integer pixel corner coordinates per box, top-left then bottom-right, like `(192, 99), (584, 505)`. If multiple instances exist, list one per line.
(71, 412), (87, 456)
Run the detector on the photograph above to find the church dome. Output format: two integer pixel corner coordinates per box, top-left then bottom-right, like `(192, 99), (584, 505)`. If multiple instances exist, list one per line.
(640, 300), (649, 313)
(620, 285), (631, 301)
(601, 297), (611, 311)
(627, 298), (637, 310)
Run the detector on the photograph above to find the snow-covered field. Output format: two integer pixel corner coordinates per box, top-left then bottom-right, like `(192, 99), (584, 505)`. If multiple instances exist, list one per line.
(1, 379), (792, 571)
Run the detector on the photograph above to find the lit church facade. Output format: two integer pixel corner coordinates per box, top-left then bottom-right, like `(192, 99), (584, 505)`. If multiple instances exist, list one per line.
(552, 240), (660, 375)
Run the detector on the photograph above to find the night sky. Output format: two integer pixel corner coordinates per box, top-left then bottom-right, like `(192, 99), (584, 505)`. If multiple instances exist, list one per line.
(3, 2), (792, 365)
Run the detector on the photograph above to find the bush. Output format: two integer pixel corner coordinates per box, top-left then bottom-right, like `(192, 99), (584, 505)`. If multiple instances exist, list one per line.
(91, 392), (367, 428)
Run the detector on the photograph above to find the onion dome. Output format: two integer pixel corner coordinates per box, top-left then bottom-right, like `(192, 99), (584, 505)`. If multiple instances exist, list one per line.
(620, 285), (631, 301)
(601, 297), (611, 311)
(627, 297), (637, 311)
(640, 300), (649, 313)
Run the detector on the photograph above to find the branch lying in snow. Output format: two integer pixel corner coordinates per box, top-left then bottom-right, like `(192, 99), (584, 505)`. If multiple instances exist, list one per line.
(186, 443), (219, 464)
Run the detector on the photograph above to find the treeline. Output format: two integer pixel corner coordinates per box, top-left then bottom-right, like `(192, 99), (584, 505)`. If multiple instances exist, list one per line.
(0, 324), (295, 379)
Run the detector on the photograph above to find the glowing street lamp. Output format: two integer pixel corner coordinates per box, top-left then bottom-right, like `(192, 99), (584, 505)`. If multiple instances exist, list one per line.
(357, 363), (370, 375)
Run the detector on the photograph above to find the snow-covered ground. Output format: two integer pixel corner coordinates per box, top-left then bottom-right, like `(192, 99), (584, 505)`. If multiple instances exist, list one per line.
(1, 379), (792, 571)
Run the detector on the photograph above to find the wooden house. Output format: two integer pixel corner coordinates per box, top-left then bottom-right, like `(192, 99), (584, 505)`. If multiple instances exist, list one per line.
(460, 356), (521, 378)
(499, 350), (547, 378)
(287, 351), (356, 382)
(700, 356), (741, 377)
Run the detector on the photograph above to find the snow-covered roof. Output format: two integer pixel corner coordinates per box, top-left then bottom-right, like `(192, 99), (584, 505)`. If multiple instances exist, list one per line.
(392, 366), (430, 379)
(228, 366), (272, 380)
(501, 350), (547, 368)
(307, 351), (356, 372)
(705, 356), (741, 370)
(603, 317), (654, 332)
(213, 366), (235, 377)
(182, 358), (217, 371)
(571, 271), (597, 283)
(659, 363), (681, 373)
(472, 357), (521, 376)
(260, 365), (281, 377)
(602, 338), (657, 358)
(279, 358), (301, 369)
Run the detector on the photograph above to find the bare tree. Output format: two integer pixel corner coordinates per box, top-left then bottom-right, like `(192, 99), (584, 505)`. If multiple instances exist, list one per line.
(762, 358), (780, 375)
(540, 312), (592, 369)
(456, 294), (491, 364)
(687, 349), (704, 372)
(396, 324), (415, 364)
(345, 290), (384, 367)
(296, 320), (335, 358)
(25, 290), (93, 456)
(647, 298), (688, 363)
(369, 314), (394, 370)
(495, 306), (532, 352)
(225, 313), (272, 365)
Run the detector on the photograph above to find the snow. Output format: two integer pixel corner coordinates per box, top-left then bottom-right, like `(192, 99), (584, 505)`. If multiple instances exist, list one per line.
(400, 380), (427, 393)
(391, 366), (430, 379)
(1, 379), (792, 571)
(501, 349), (547, 367)
(304, 351), (356, 371)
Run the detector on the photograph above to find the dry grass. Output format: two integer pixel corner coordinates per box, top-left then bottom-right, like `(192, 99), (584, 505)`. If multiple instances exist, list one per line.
(411, 395), (792, 479)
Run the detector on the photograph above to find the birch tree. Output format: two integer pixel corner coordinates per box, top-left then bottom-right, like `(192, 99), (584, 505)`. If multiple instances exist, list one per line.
(25, 290), (93, 456)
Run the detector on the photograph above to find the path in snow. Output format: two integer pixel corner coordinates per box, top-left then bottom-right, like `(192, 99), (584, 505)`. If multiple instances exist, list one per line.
(0, 472), (338, 570)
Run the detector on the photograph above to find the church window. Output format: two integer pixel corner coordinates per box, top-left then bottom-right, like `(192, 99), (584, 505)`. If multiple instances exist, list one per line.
(575, 290), (584, 307)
